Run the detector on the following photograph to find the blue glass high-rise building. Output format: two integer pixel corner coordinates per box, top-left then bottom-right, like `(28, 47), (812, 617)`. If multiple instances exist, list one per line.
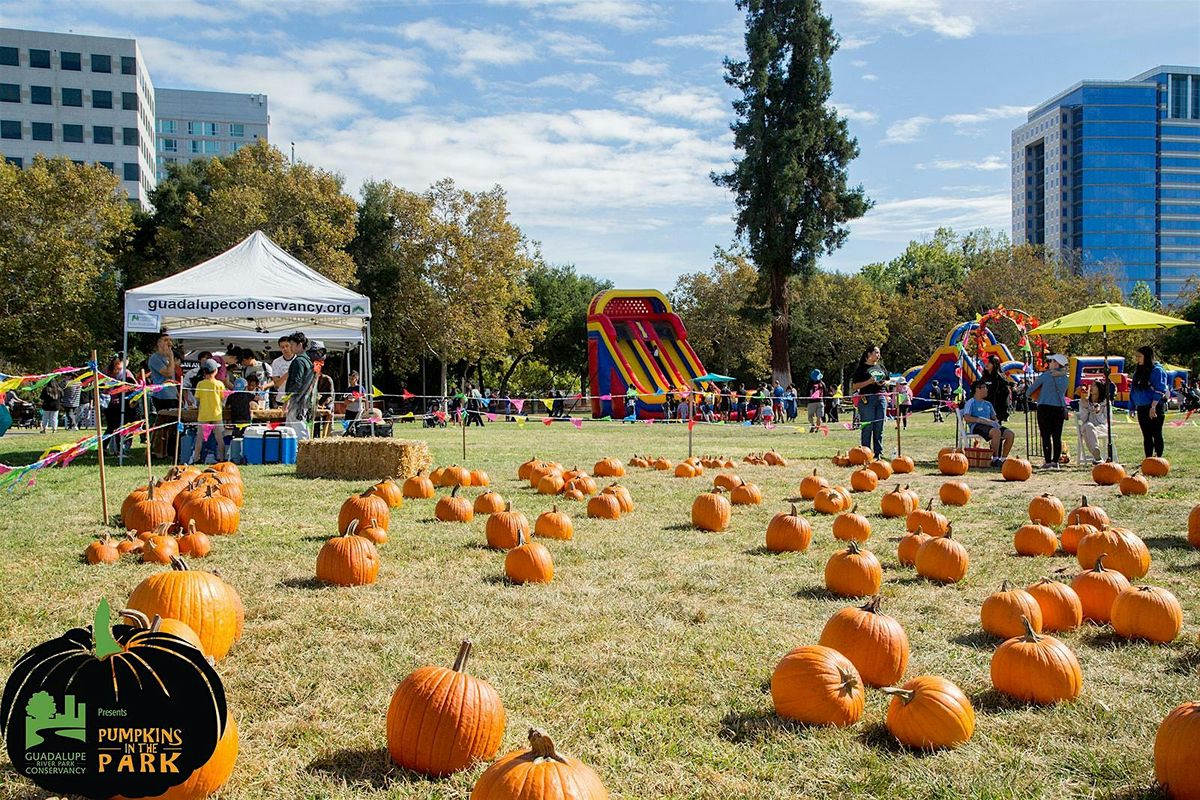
(1012, 65), (1200, 305)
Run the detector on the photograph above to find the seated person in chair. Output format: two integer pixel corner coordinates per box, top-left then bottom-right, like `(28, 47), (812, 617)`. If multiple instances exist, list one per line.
(963, 380), (1014, 467)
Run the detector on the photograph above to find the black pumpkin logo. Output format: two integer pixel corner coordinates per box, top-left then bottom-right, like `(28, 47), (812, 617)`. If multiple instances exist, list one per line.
(1, 599), (227, 798)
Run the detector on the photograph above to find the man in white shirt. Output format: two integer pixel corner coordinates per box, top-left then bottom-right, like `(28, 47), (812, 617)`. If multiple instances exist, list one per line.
(269, 336), (293, 407)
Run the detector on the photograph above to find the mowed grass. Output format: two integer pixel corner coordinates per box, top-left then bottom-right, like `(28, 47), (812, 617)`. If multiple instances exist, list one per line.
(0, 414), (1197, 800)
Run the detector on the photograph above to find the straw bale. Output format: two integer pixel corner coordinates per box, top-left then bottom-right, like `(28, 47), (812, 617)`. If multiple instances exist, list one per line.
(295, 438), (431, 480)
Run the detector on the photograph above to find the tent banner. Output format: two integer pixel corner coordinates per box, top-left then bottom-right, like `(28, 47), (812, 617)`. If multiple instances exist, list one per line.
(126, 296), (370, 318)
(126, 312), (161, 332)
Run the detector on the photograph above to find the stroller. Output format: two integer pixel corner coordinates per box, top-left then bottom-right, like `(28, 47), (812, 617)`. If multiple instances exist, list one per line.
(8, 397), (39, 428)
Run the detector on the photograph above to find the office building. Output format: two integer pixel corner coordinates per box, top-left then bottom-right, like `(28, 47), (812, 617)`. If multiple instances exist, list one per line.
(0, 27), (156, 206)
(154, 88), (269, 181)
(1012, 65), (1200, 305)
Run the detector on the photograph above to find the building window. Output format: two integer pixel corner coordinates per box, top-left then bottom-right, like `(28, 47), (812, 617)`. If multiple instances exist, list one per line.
(4, 155), (21, 167)
(230, 123), (244, 137)
(123, 163), (138, 181)
(1192, 76), (1200, 121)
(61, 87), (82, 107)
(122, 91), (137, 111)
(203, 140), (221, 154)
(93, 125), (114, 145)
(158, 119), (177, 134)
(190, 139), (203, 154)
(31, 121), (52, 141)
(0, 83), (18, 103)
(99, 161), (115, 174)
(92, 90), (112, 109)
(91, 53), (111, 73)
(60, 50), (81, 70)
(122, 127), (138, 146)
(1169, 74), (1188, 119)
(29, 48), (50, 68)
(0, 120), (20, 139)
(188, 121), (218, 136)
(31, 85), (51, 105)
(0, 46), (17, 66)
(159, 137), (177, 152)
(121, 55), (136, 75)
(62, 123), (83, 142)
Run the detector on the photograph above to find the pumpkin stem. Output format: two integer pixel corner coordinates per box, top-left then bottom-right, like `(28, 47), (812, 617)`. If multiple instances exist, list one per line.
(148, 614), (163, 633)
(1092, 553), (1108, 571)
(118, 608), (151, 628)
(452, 639), (473, 672)
(451, 485), (460, 498)
(1000, 579), (1010, 592)
(846, 540), (861, 554)
(527, 728), (568, 763)
(346, 519), (360, 537)
(188, 519), (197, 535)
(944, 523), (953, 539)
(1019, 615), (1042, 642)
(862, 594), (882, 614)
(925, 498), (934, 511)
(789, 502), (797, 515)
(516, 529), (527, 547)
(93, 599), (123, 659)
(169, 555), (190, 571)
(836, 666), (860, 695)
(879, 686), (915, 704)
(850, 503), (858, 515)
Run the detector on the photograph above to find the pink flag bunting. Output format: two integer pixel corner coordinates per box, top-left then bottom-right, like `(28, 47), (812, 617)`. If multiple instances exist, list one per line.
(843, 422), (854, 430)
(571, 418), (583, 429)
(486, 413), (497, 422)
(600, 394), (612, 401)
(201, 423), (215, 441)
(819, 425), (830, 437)
(511, 398), (525, 413)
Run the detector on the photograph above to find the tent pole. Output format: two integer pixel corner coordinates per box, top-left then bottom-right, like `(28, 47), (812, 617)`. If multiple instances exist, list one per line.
(119, 327), (128, 465)
(91, 349), (110, 526)
(1104, 326), (1113, 462)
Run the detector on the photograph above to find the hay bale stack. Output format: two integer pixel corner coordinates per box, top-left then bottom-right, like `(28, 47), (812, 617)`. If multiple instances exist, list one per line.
(296, 438), (432, 481)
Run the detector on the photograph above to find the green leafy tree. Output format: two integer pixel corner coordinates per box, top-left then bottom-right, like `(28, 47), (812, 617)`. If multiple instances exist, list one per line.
(0, 156), (131, 372)
(124, 141), (357, 289)
(1128, 281), (1161, 312)
(859, 227), (968, 294)
(352, 179), (536, 395)
(714, 0), (871, 386)
(669, 247), (770, 381)
(789, 271), (889, 389)
(1162, 282), (1200, 371)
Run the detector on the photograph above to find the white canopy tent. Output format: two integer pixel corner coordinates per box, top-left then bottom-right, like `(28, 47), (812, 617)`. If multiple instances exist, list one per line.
(122, 230), (374, 390)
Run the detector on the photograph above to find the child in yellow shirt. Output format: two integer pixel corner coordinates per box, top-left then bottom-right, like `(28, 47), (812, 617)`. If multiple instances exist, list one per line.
(193, 360), (226, 464)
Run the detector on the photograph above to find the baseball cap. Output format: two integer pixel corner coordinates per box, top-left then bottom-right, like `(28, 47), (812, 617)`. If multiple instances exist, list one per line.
(1049, 354), (1068, 366)
(202, 358), (220, 373)
(309, 340), (325, 350)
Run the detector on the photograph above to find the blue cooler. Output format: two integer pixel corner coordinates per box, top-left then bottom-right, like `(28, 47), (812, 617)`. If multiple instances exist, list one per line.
(244, 424), (297, 465)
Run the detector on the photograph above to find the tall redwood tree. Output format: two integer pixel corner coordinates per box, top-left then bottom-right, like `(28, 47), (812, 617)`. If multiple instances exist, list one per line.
(714, 0), (871, 385)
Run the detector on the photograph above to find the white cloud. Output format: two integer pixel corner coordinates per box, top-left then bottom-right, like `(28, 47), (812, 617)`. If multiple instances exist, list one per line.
(916, 155), (1008, 171)
(539, 31), (609, 59)
(831, 103), (879, 125)
(529, 72), (602, 91)
(620, 58), (671, 77)
(849, 0), (977, 38)
(654, 33), (742, 56)
(838, 34), (877, 50)
(398, 19), (535, 69)
(861, 73), (878, 81)
(850, 59), (869, 68)
(617, 86), (729, 124)
(850, 193), (1010, 240)
(488, 0), (660, 31)
(942, 104), (1031, 131)
(882, 115), (931, 144)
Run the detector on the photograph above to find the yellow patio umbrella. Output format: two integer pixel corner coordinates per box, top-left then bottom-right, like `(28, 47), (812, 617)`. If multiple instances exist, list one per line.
(1028, 302), (1193, 461)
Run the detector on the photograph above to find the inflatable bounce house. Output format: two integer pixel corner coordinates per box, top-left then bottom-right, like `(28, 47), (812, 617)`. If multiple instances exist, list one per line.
(587, 290), (707, 419)
(904, 321), (1027, 409)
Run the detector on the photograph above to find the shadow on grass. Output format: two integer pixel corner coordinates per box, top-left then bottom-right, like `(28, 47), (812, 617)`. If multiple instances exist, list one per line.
(951, 630), (999, 651)
(1168, 558), (1200, 574)
(1142, 535), (1194, 551)
(1105, 784), (1170, 800)
(1078, 629), (1141, 649)
(662, 522), (694, 532)
(461, 541), (495, 551)
(278, 576), (329, 590)
(1171, 649), (1200, 675)
(856, 720), (936, 756)
(307, 746), (408, 790)
(794, 586), (834, 600)
(970, 688), (1048, 714)
(301, 534), (330, 543)
(718, 708), (807, 744)
(482, 574), (513, 586)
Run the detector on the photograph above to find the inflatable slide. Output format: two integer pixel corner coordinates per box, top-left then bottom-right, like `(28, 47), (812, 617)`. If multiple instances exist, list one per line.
(903, 322), (1025, 408)
(587, 290), (707, 419)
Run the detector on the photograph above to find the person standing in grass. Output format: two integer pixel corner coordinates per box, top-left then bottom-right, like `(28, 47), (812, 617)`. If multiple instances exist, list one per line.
(851, 345), (888, 458)
(60, 377), (82, 430)
(192, 359), (226, 464)
(1130, 344), (1168, 459)
(1028, 353), (1070, 469)
(807, 370), (827, 432)
(39, 377), (62, 433)
(895, 377), (913, 429)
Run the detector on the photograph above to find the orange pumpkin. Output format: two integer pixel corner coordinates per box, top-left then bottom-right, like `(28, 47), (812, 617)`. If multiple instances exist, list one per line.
(1028, 493), (1065, 528)
(938, 450), (969, 476)
(880, 485), (915, 519)
(316, 520), (381, 586)
(897, 530), (932, 567)
(981, 581), (1043, 639)
(1076, 526), (1151, 579)
(84, 534), (120, 565)
(469, 469), (490, 488)
(990, 616), (1082, 704)
(824, 540), (882, 598)
(1190, 504), (1200, 549)
(1067, 495), (1109, 529)
(1110, 585), (1182, 643)
(435, 486), (474, 523)
(764, 449), (787, 467)
(714, 472), (742, 492)
(372, 477), (405, 508)
(517, 457), (540, 481)
(338, 488), (389, 535)
(818, 595), (909, 688)
(850, 466), (879, 493)
(443, 465), (472, 487)
(594, 457), (625, 477)
(771, 645), (864, 727)
(1141, 456), (1170, 477)
(486, 503), (530, 550)
(141, 526), (180, 565)
(907, 499), (948, 536)
(881, 676), (974, 751)
(847, 445), (873, 466)
(765, 504), (812, 552)
(1071, 554), (1131, 623)
(653, 457), (673, 471)
(534, 505), (573, 540)
(586, 493), (621, 520)
(1154, 702), (1200, 799)
(1060, 523), (1097, 556)
(1025, 578), (1082, 633)
(730, 480), (762, 506)
(386, 640), (505, 777)
(123, 482), (176, 534)
(536, 472), (566, 496)
(601, 483), (634, 513)
(403, 470), (435, 499)
(674, 462), (699, 479)
(866, 459), (893, 481)
(890, 455), (915, 475)
(126, 557), (243, 660)
(504, 530), (554, 584)
(1092, 460), (1126, 486)
(915, 527), (968, 584)
(1118, 470), (1149, 496)
(474, 490), (507, 516)
(832, 505), (871, 542)
(939, 480), (971, 506)
(358, 517), (388, 546)
(813, 487), (846, 515)
(799, 469), (829, 500)
(691, 489), (731, 532)
(1001, 457), (1033, 482)
(470, 728), (607, 798)
(176, 519), (212, 559)
(1014, 521), (1058, 557)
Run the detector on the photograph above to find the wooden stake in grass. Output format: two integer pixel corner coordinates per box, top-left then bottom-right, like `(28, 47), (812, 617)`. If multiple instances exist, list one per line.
(140, 370), (154, 485)
(173, 379), (184, 468)
(91, 349), (109, 526)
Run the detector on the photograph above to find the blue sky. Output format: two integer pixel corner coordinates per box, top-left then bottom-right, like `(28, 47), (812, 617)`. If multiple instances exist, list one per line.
(3, 0), (1198, 289)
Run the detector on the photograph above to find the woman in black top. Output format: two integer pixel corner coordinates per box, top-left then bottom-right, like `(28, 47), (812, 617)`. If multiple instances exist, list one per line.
(981, 354), (1012, 423)
(851, 345), (888, 458)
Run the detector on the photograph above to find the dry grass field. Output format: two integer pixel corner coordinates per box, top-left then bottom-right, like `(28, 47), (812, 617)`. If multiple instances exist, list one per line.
(0, 413), (1196, 799)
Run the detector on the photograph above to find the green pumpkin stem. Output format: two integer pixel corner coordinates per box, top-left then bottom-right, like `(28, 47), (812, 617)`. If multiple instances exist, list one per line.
(452, 639), (473, 672)
(93, 599), (123, 659)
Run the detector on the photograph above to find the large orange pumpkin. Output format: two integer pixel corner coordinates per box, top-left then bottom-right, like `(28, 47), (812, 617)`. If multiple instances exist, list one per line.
(990, 616), (1082, 704)
(818, 595), (909, 688)
(1092, 460), (1126, 486)
(1060, 523), (1098, 556)
(435, 486), (474, 523)
(316, 520), (381, 586)
(1014, 521), (1058, 557)
(1026, 578), (1082, 633)
(387, 640), (506, 776)
(534, 506), (573, 540)
(771, 645), (864, 727)
(850, 467), (879, 493)
(1141, 456), (1170, 477)
(765, 504), (812, 552)
(890, 455), (915, 475)
(338, 488), (389, 534)
(486, 503), (530, 550)
(1110, 585), (1182, 643)
(403, 470), (435, 499)
(126, 557), (243, 660)
(980, 581), (1043, 639)
(474, 490), (507, 516)
(1001, 457), (1033, 482)
(1190, 505), (1200, 549)
(1028, 493), (1065, 528)
(938, 450), (969, 476)
(915, 527), (968, 584)
(1067, 495), (1109, 529)
(881, 676), (975, 751)
(813, 487), (848, 515)
(1154, 702), (1200, 800)
(847, 446), (872, 466)
(84, 534), (120, 565)
(469, 728), (608, 799)
(880, 485), (915, 519)
(504, 530), (554, 584)
(907, 499), (948, 536)
(594, 457), (625, 477)
(691, 489), (732, 532)
(897, 530), (932, 567)
(1071, 554), (1131, 623)
(730, 480), (763, 506)
(1119, 470), (1150, 496)
(124, 482), (176, 534)
(372, 477), (405, 508)
(832, 505), (871, 542)
(799, 469), (829, 500)
(866, 459), (893, 481)
(125, 713), (239, 800)
(824, 540), (882, 598)
(602, 483), (634, 513)
(586, 493), (621, 520)
(1076, 526), (1151, 579)
(939, 480), (971, 506)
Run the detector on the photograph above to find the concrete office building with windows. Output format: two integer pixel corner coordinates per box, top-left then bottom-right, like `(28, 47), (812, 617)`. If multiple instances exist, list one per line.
(154, 88), (269, 181)
(0, 27), (156, 206)
(1012, 65), (1200, 305)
